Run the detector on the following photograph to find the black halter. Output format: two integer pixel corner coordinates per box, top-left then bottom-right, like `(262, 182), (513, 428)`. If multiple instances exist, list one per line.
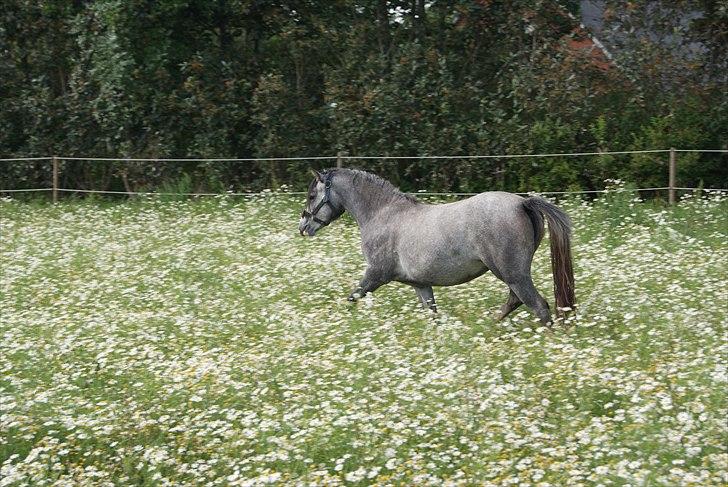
(301, 171), (340, 226)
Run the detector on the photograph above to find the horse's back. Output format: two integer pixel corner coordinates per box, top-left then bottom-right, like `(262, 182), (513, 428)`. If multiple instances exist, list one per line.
(425, 192), (534, 237)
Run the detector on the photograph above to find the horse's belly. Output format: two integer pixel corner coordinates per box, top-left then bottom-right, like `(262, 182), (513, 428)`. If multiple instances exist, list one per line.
(399, 253), (488, 287)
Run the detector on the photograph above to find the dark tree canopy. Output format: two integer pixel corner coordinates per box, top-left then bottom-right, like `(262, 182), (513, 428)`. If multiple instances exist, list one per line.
(1, 1), (726, 194)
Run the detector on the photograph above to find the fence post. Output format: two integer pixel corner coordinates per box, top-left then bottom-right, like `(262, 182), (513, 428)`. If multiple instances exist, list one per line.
(52, 155), (59, 203)
(337, 151), (343, 169)
(668, 147), (676, 205)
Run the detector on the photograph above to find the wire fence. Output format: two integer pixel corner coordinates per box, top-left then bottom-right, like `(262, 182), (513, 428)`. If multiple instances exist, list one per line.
(0, 148), (685, 162)
(1, 148), (726, 201)
(3, 187), (725, 198)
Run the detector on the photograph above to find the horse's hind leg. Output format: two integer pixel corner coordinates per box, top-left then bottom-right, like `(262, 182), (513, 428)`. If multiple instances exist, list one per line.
(507, 278), (552, 325)
(413, 286), (437, 312)
(496, 289), (522, 321)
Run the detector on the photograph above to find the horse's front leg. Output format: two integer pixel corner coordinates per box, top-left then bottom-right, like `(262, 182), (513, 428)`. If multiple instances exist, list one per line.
(413, 286), (437, 312)
(347, 268), (389, 302)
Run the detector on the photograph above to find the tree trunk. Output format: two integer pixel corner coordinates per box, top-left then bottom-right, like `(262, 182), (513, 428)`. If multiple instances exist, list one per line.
(376, 0), (390, 57)
(412, 0), (426, 41)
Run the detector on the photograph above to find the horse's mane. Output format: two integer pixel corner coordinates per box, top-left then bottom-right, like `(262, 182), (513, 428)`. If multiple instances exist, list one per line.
(325, 168), (419, 204)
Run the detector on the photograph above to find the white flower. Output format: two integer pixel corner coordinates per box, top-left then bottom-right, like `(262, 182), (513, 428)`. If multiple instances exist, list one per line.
(367, 467), (381, 479)
(345, 467), (367, 483)
(676, 412), (691, 423)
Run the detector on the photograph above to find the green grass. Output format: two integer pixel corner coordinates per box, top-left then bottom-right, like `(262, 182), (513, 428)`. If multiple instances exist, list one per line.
(1, 191), (726, 485)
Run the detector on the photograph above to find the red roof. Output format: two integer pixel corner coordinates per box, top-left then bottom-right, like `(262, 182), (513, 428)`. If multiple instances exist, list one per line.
(565, 33), (613, 71)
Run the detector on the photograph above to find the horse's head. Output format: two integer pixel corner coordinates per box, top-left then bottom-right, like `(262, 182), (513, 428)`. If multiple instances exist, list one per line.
(299, 169), (345, 236)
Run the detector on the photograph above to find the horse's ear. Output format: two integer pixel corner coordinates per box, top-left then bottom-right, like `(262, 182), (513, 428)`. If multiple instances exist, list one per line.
(310, 169), (324, 182)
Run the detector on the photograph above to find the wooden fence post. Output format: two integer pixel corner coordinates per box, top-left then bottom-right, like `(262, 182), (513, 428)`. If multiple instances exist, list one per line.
(337, 151), (343, 169)
(52, 155), (59, 203)
(668, 147), (676, 205)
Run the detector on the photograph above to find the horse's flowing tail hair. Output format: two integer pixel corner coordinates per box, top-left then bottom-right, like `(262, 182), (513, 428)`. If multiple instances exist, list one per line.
(523, 197), (576, 315)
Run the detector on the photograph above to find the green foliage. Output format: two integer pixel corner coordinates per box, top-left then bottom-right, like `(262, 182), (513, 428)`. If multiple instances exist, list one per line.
(157, 173), (193, 201)
(1, 0), (726, 194)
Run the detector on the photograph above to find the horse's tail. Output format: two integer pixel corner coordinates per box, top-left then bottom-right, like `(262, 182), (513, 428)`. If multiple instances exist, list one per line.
(522, 197), (575, 315)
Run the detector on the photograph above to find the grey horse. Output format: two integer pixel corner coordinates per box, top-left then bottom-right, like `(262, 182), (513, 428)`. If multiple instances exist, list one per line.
(298, 168), (575, 324)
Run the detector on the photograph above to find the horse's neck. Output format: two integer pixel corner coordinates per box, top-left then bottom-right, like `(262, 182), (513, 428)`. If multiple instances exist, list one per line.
(339, 177), (409, 227)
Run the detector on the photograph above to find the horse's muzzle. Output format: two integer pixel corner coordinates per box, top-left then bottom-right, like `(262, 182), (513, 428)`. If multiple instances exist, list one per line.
(298, 223), (315, 237)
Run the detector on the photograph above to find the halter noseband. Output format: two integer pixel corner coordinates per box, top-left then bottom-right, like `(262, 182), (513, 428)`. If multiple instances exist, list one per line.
(301, 172), (340, 227)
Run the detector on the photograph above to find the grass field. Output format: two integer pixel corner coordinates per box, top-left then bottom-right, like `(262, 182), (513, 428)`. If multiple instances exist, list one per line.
(1, 190), (727, 486)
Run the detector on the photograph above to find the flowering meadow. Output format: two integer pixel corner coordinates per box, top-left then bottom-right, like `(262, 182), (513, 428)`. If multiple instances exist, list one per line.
(1, 190), (727, 486)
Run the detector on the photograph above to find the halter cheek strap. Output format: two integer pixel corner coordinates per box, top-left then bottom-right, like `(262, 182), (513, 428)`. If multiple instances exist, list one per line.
(301, 172), (341, 226)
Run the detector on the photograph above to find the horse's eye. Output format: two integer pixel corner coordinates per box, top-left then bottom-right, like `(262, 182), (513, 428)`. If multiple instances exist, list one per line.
(308, 195), (314, 200)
